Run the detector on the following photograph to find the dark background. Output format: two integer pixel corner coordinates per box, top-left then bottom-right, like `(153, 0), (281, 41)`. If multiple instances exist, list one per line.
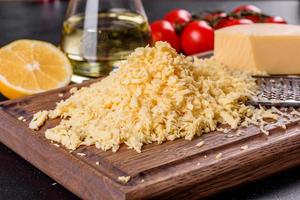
(0, 0), (300, 199)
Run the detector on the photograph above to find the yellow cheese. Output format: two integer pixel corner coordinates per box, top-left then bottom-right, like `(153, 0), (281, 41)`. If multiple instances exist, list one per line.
(29, 42), (278, 153)
(214, 24), (300, 74)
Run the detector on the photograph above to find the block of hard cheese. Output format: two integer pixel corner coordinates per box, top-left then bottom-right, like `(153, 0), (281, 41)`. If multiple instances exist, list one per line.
(214, 24), (300, 74)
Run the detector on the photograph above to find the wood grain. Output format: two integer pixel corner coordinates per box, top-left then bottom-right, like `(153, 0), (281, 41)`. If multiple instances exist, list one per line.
(0, 79), (300, 200)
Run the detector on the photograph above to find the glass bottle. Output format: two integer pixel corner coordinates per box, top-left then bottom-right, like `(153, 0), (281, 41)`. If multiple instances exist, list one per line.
(61, 0), (152, 78)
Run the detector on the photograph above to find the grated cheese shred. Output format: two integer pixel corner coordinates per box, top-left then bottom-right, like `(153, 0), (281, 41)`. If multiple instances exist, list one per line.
(118, 176), (131, 184)
(29, 42), (277, 153)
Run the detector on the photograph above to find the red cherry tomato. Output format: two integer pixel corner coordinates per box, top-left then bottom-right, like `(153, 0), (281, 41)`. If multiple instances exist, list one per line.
(264, 16), (287, 24)
(214, 18), (253, 29)
(243, 15), (261, 23)
(181, 21), (214, 55)
(204, 12), (227, 22)
(150, 20), (181, 52)
(164, 9), (192, 27)
(233, 5), (262, 14)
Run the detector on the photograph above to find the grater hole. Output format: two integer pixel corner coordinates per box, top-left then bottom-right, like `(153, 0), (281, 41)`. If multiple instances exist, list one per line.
(253, 76), (300, 107)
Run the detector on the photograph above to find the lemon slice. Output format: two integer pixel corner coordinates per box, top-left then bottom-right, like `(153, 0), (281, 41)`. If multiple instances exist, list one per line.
(0, 40), (72, 99)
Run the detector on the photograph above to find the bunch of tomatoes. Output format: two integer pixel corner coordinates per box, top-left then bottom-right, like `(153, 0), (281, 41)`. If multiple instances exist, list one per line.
(150, 5), (287, 55)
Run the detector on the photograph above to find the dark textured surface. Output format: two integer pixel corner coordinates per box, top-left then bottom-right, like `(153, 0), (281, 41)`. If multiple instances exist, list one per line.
(0, 144), (78, 200)
(0, 1), (299, 200)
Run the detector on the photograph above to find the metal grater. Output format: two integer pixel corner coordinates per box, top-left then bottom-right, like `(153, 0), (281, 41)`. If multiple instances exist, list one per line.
(249, 76), (300, 107)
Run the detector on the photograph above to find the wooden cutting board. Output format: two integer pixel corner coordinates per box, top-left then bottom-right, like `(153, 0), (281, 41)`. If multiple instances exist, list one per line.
(1, 79), (300, 200)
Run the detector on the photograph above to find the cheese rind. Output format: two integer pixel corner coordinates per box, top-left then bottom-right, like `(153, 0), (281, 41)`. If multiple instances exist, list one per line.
(215, 24), (300, 74)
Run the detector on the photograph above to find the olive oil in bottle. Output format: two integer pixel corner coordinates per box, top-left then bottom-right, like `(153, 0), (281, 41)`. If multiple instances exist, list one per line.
(61, 11), (152, 77)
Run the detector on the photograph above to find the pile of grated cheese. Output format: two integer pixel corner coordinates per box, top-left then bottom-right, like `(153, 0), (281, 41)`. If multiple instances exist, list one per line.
(29, 42), (276, 153)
